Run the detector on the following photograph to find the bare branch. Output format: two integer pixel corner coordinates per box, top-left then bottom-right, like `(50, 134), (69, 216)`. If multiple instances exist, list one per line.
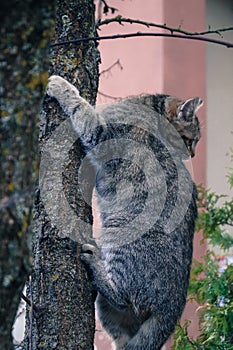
(51, 32), (233, 49)
(96, 16), (233, 38)
(21, 292), (38, 312)
(100, 0), (118, 15)
(100, 58), (123, 76)
(98, 90), (121, 101)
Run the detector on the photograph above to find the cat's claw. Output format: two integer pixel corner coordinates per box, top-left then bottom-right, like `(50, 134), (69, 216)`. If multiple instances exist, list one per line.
(82, 243), (97, 254)
(80, 243), (99, 264)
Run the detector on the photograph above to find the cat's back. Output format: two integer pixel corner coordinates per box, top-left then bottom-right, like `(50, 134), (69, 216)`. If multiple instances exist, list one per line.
(96, 94), (161, 129)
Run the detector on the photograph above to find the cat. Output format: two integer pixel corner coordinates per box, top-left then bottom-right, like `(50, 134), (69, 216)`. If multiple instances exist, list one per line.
(46, 75), (203, 350)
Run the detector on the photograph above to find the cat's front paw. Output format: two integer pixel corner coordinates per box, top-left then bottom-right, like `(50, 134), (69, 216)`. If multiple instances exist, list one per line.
(46, 75), (80, 101)
(46, 75), (65, 98)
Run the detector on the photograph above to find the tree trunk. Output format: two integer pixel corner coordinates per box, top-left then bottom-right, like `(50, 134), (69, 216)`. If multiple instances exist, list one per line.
(0, 1), (54, 348)
(24, 1), (100, 349)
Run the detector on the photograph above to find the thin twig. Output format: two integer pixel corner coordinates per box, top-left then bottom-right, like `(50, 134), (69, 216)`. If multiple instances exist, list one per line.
(226, 222), (233, 227)
(21, 292), (38, 313)
(100, 58), (123, 76)
(96, 16), (233, 38)
(98, 90), (121, 101)
(100, 0), (118, 15)
(50, 32), (233, 48)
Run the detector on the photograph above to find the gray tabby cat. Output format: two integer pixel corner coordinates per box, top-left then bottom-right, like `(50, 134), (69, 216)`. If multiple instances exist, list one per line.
(46, 75), (203, 350)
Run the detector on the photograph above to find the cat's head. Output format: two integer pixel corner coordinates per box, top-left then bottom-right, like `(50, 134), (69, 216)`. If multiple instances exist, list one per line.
(165, 96), (203, 157)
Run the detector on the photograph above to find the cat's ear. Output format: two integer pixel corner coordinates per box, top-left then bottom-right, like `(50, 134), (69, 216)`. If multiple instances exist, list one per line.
(177, 97), (203, 121)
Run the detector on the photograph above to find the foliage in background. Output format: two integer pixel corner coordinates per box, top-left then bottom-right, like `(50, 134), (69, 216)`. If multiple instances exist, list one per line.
(0, 1), (54, 347)
(173, 162), (233, 349)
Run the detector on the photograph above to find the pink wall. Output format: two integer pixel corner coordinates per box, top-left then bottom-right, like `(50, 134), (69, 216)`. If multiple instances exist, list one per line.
(97, 0), (164, 102)
(163, 1), (206, 344)
(95, 1), (206, 348)
(163, 0), (206, 186)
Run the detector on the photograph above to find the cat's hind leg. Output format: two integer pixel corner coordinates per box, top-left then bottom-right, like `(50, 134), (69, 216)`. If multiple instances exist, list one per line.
(96, 294), (140, 350)
(122, 313), (174, 350)
(81, 244), (127, 310)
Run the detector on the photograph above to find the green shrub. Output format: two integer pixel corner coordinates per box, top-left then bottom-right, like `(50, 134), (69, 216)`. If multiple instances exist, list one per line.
(173, 166), (233, 349)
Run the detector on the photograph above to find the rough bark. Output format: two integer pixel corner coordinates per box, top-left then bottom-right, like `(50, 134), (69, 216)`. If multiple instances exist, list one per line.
(23, 1), (100, 349)
(0, 1), (54, 348)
